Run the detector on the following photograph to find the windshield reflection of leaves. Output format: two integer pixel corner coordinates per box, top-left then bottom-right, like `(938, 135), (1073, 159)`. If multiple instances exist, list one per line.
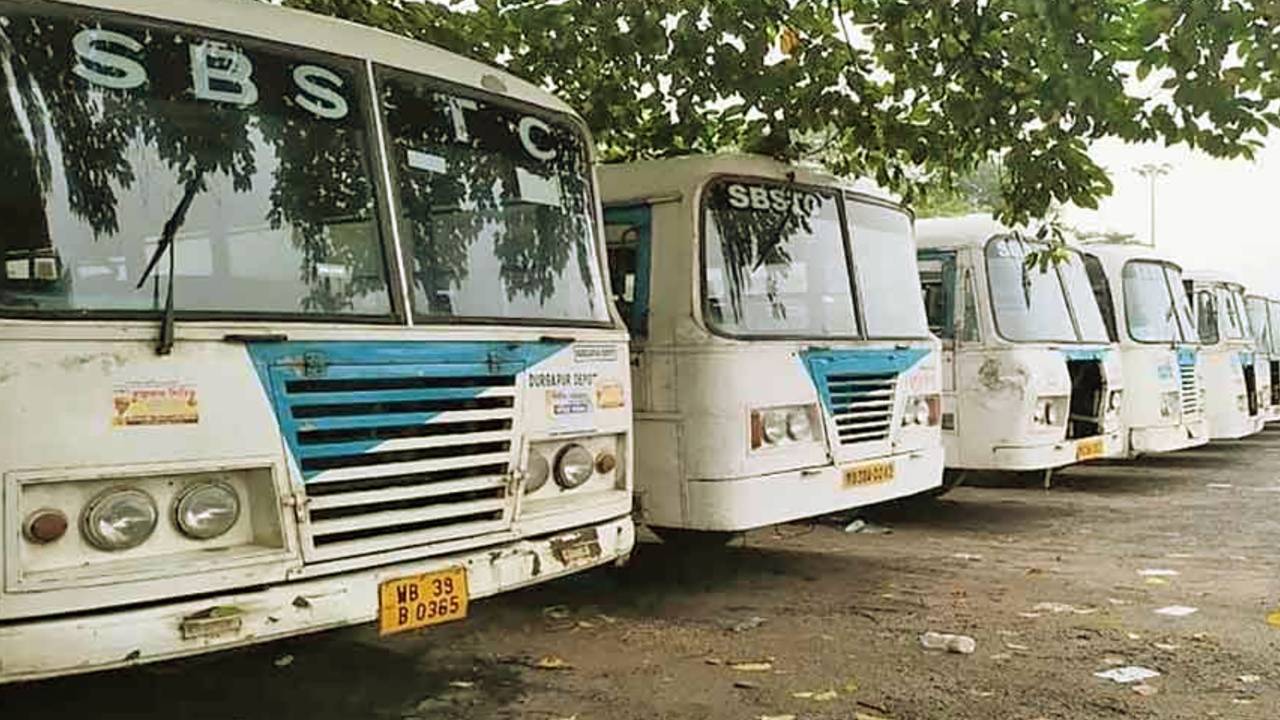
(712, 194), (811, 322)
(0, 14), (380, 315)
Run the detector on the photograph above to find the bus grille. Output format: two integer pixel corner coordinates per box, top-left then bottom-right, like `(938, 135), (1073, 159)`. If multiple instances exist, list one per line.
(827, 372), (897, 445)
(1179, 363), (1200, 417)
(282, 373), (517, 562)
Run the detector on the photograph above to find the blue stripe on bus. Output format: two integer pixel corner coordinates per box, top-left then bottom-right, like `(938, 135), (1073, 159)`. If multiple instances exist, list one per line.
(1062, 348), (1110, 362)
(246, 340), (568, 481)
(800, 347), (930, 415)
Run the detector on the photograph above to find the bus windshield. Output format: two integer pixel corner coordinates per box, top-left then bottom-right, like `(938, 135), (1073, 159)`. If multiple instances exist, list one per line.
(0, 4), (609, 325)
(1221, 286), (1249, 340)
(1247, 297), (1270, 351)
(846, 199), (929, 337)
(985, 237), (1110, 344)
(1271, 301), (1280, 356)
(380, 68), (608, 324)
(1122, 261), (1198, 344)
(702, 180), (858, 337)
(0, 6), (392, 317)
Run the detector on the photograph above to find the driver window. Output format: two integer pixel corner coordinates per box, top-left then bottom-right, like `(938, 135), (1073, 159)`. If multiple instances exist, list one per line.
(603, 205), (652, 339)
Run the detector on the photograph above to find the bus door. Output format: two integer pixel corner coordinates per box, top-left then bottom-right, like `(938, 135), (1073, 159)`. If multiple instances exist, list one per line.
(604, 205), (654, 409)
(919, 251), (959, 429)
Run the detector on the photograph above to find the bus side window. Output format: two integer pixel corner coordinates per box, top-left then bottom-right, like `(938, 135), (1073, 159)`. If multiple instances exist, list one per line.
(1082, 256), (1118, 342)
(603, 205), (652, 339)
(959, 269), (981, 343)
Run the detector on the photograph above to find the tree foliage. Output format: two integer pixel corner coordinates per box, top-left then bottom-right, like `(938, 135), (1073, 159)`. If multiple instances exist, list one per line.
(280, 0), (1280, 226)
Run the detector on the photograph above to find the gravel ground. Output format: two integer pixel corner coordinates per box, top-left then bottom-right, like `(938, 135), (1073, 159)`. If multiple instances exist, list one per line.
(6, 429), (1280, 720)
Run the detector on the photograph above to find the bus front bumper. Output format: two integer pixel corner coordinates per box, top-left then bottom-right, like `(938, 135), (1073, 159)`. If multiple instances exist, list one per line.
(1209, 414), (1266, 440)
(1129, 419), (1209, 456)
(0, 516), (633, 684)
(987, 429), (1124, 471)
(677, 445), (944, 533)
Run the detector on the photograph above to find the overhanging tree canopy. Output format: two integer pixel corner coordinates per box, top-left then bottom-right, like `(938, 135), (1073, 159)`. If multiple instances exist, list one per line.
(282, 0), (1280, 225)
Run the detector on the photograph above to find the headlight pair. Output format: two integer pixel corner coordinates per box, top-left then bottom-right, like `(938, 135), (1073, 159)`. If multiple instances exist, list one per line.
(1032, 397), (1066, 426)
(525, 443), (614, 494)
(81, 481), (240, 552)
(750, 405), (817, 450)
(901, 395), (940, 427)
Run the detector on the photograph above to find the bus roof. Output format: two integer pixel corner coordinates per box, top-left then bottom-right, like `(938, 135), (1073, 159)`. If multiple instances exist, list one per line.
(596, 153), (900, 208)
(915, 214), (1016, 250)
(50, 0), (579, 117)
(1185, 269), (1246, 291)
(1079, 243), (1187, 276)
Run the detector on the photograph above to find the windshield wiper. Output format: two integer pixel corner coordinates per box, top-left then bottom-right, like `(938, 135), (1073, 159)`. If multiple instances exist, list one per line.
(136, 178), (203, 356)
(752, 171), (799, 273)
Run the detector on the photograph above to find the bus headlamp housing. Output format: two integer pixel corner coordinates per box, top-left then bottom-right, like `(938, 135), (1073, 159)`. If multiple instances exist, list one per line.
(750, 405), (820, 449)
(901, 395), (941, 427)
(1159, 391), (1180, 418)
(1033, 397), (1066, 426)
(81, 488), (158, 552)
(174, 481), (241, 540)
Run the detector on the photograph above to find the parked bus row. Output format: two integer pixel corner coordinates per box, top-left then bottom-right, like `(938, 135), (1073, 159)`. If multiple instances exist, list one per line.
(0, 0), (1272, 683)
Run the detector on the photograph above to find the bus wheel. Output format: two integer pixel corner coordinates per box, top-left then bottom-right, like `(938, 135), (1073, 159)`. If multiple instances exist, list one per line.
(927, 470), (968, 498)
(650, 527), (739, 549)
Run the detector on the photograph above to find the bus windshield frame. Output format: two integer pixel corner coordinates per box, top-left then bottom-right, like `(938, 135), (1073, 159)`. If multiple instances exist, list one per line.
(984, 236), (1111, 345)
(1121, 259), (1199, 345)
(0, 1), (613, 329)
(698, 175), (930, 342)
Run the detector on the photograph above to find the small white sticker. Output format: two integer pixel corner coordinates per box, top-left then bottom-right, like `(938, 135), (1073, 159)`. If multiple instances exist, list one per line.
(316, 263), (351, 279)
(515, 167), (562, 207)
(5, 259), (29, 280)
(407, 150), (447, 174)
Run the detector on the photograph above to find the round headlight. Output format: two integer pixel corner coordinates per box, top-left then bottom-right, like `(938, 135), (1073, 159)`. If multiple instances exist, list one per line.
(526, 449), (551, 494)
(786, 408), (812, 440)
(554, 444), (595, 489)
(762, 411), (788, 444)
(81, 488), (158, 551)
(174, 481), (241, 540)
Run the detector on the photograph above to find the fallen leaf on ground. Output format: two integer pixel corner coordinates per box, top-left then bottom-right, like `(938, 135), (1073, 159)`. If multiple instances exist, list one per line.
(532, 655), (574, 670)
(730, 616), (768, 633)
(812, 690), (838, 701)
(759, 715), (796, 720)
(1238, 674), (1262, 683)
(791, 691), (814, 699)
(1004, 642), (1031, 652)
(734, 680), (760, 689)
(989, 653), (1013, 661)
(704, 657), (724, 666)
(729, 661), (774, 672)
(1153, 643), (1179, 651)
(1132, 684), (1159, 697)
(1137, 569), (1180, 577)
(1144, 577), (1170, 586)
(1266, 610), (1280, 628)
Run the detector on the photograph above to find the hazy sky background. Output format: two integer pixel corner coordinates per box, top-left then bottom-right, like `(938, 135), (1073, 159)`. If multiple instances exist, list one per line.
(1063, 137), (1280, 297)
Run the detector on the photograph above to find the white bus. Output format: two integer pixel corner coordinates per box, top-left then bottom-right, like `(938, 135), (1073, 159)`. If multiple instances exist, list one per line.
(598, 155), (943, 541)
(0, 0), (634, 682)
(916, 216), (1124, 481)
(1079, 245), (1208, 456)
(1184, 272), (1265, 439)
(1245, 293), (1280, 422)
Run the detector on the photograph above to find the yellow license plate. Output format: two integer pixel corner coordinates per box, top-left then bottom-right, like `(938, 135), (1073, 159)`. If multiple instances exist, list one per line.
(844, 461), (896, 488)
(378, 567), (469, 636)
(1076, 438), (1105, 461)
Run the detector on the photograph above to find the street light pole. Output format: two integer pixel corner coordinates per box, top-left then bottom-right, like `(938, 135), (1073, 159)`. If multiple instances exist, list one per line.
(1133, 163), (1172, 247)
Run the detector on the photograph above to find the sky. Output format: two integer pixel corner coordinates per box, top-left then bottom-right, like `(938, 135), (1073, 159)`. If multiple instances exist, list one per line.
(1062, 137), (1280, 297)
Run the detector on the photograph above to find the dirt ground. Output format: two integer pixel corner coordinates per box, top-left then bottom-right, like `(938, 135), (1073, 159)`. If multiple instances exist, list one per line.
(6, 430), (1280, 720)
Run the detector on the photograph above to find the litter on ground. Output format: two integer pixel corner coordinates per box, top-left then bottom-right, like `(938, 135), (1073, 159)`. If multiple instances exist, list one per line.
(1094, 666), (1161, 684)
